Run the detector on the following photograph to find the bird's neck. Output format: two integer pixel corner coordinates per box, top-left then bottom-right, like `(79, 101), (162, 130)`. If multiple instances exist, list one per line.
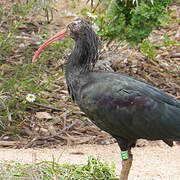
(65, 38), (99, 100)
(67, 39), (98, 73)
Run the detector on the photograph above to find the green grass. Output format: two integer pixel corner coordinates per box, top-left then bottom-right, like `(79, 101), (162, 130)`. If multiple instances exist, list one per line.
(0, 157), (118, 180)
(0, 0), (74, 134)
(140, 33), (180, 61)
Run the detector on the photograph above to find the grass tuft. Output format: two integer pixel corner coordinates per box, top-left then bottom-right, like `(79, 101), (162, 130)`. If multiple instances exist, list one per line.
(0, 156), (118, 180)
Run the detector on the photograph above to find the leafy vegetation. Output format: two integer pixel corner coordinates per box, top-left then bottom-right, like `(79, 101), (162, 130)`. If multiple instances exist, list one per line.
(140, 34), (180, 60)
(0, 157), (117, 180)
(91, 0), (172, 45)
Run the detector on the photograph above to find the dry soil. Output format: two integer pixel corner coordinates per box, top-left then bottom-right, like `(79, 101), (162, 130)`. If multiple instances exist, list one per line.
(0, 143), (179, 180)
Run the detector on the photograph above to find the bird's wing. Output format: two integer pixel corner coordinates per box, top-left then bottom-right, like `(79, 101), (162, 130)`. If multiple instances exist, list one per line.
(104, 73), (180, 107)
(78, 72), (180, 141)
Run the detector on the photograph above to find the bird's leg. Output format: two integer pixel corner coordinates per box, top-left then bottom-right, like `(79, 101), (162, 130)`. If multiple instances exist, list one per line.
(115, 138), (135, 180)
(119, 150), (133, 180)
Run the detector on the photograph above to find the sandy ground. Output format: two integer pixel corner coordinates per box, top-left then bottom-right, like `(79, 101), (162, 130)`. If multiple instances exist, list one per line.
(0, 143), (179, 180)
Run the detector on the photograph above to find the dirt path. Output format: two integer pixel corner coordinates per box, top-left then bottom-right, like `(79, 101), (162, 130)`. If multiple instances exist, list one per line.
(0, 143), (179, 180)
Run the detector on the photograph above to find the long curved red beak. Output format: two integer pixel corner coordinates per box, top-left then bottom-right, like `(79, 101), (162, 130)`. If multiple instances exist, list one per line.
(32, 28), (67, 63)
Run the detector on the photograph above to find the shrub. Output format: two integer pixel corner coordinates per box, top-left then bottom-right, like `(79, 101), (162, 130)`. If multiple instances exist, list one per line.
(95, 0), (172, 45)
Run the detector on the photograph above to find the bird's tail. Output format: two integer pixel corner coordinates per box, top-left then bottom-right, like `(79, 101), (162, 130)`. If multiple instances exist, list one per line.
(162, 105), (180, 142)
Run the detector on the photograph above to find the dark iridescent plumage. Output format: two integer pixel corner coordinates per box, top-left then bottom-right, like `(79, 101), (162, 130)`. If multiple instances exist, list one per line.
(33, 17), (180, 179)
(78, 72), (180, 143)
(33, 17), (180, 180)
(66, 19), (180, 151)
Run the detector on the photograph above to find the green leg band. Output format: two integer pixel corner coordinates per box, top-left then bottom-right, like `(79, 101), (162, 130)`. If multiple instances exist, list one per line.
(121, 151), (129, 160)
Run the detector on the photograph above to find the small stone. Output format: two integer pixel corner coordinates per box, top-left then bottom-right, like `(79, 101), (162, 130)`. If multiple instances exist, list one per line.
(35, 112), (52, 119)
(19, 43), (25, 48)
